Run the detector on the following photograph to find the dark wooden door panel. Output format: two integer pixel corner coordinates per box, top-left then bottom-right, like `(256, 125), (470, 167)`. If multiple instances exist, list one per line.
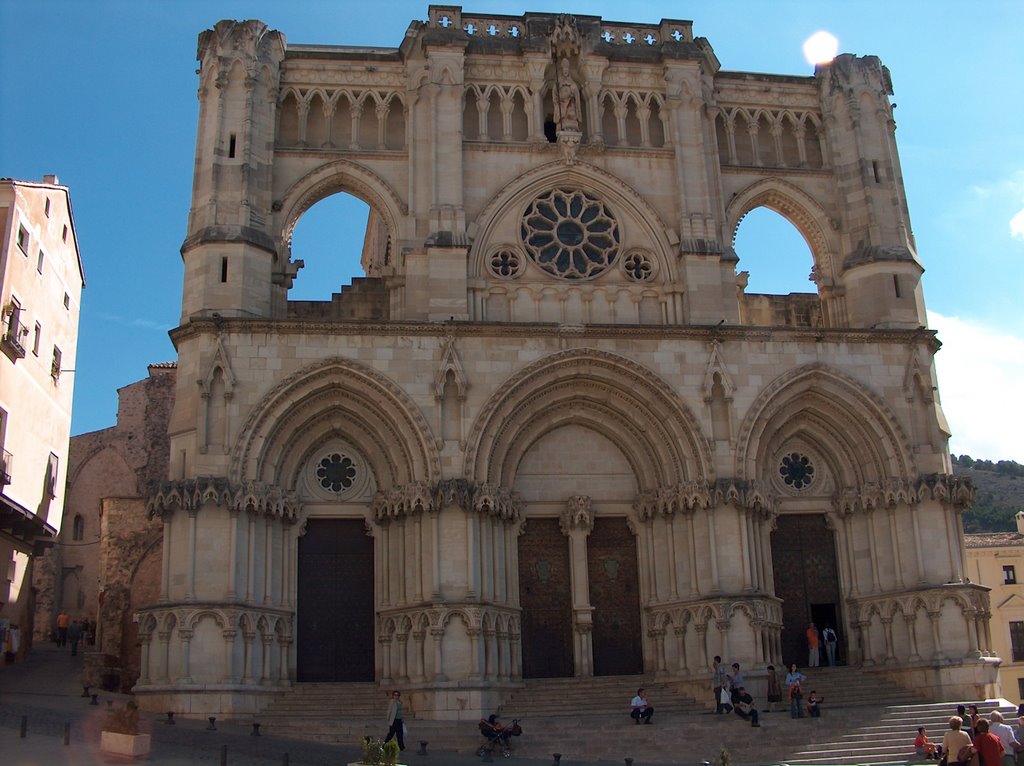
(588, 517), (642, 676)
(296, 518), (375, 681)
(518, 518), (574, 678)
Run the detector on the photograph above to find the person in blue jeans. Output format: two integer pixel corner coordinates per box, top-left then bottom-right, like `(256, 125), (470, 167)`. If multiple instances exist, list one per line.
(785, 663), (806, 718)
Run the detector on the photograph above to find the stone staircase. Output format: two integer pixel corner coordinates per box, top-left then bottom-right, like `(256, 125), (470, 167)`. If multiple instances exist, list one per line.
(251, 669), (1014, 765)
(287, 276), (389, 321)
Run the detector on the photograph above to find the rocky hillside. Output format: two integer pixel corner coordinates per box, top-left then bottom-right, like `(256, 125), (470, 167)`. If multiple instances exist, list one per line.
(952, 455), (1024, 532)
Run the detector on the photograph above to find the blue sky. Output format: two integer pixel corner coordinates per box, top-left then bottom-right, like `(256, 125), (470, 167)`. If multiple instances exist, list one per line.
(1, 1), (1021, 461)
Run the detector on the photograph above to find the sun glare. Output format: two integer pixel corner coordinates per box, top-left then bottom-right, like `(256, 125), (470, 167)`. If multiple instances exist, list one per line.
(803, 31), (839, 66)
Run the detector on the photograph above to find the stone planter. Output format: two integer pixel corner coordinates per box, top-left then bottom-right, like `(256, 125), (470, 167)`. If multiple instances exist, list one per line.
(100, 731), (152, 759)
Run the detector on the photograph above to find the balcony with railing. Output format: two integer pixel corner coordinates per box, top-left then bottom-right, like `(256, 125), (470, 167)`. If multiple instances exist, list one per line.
(1, 312), (28, 361)
(0, 448), (11, 486)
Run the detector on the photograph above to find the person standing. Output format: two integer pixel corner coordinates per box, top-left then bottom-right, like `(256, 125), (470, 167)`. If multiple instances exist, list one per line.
(630, 688), (654, 724)
(976, 719), (1006, 766)
(822, 625), (838, 666)
(806, 623), (820, 667)
(68, 619), (84, 656)
(989, 711), (1020, 766)
(942, 716), (974, 766)
(785, 663), (806, 719)
(56, 610), (69, 647)
(384, 690), (406, 751)
(712, 656), (731, 714)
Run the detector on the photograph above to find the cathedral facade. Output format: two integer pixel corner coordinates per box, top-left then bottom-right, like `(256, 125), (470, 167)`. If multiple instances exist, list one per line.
(136, 6), (993, 718)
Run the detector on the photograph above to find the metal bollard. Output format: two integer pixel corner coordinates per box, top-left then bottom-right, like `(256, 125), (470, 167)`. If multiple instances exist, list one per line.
(165, 711), (176, 725)
(64, 722), (71, 746)
(81, 685), (90, 698)
(553, 754), (562, 766)
(90, 694), (98, 705)
(207, 716), (217, 731)
(417, 740), (429, 756)
(19, 715), (27, 738)
(220, 743), (228, 765)
(251, 722), (261, 736)
(625, 759), (634, 766)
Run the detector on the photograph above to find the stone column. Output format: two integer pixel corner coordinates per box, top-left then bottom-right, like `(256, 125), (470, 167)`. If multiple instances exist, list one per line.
(278, 637), (291, 684)
(185, 510), (198, 600)
(431, 628), (447, 682)
(242, 629), (256, 684)
(221, 629), (237, 683)
(866, 509), (881, 592)
(380, 635), (394, 684)
(905, 614), (921, 662)
(226, 507), (240, 600)
(911, 505), (926, 584)
(397, 633), (410, 682)
(262, 517), (274, 605)
(665, 514), (679, 600)
(178, 628), (194, 684)
(675, 624), (689, 674)
(413, 515), (424, 602)
(706, 508), (721, 592)
(412, 630), (426, 682)
(561, 496), (595, 677)
(245, 511), (257, 602)
(261, 634), (273, 684)
(739, 509), (753, 591)
(687, 511), (700, 595)
(139, 637), (152, 684)
(887, 507), (905, 589)
(160, 512), (173, 602)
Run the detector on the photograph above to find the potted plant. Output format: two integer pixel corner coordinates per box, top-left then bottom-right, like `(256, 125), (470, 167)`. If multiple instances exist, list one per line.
(99, 700), (151, 759)
(347, 735), (405, 766)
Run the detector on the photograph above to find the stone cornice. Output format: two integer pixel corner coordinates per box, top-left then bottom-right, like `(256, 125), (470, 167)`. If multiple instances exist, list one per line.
(834, 473), (975, 515)
(170, 317), (940, 348)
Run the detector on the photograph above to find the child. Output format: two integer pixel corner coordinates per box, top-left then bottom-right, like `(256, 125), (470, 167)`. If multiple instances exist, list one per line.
(806, 691), (823, 718)
(915, 727), (938, 760)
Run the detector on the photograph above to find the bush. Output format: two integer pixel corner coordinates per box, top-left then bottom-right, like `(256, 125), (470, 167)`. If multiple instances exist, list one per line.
(361, 736), (401, 765)
(104, 701), (140, 735)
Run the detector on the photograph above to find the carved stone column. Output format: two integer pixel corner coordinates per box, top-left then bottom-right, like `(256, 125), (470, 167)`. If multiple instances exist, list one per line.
(561, 495), (595, 677)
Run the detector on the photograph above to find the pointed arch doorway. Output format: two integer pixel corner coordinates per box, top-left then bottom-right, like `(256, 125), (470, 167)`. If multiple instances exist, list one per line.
(296, 518), (375, 681)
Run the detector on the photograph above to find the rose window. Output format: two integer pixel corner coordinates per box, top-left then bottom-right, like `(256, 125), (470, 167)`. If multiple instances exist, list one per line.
(316, 453), (358, 493)
(779, 452), (815, 490)
(520, 189), (620, 280)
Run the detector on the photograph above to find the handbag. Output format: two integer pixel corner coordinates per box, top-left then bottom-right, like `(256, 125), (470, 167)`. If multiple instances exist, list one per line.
(719, 687), (730, 705)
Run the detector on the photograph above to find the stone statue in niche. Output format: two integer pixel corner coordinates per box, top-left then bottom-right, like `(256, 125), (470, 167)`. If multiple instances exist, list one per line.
(553, 56), (581, 133)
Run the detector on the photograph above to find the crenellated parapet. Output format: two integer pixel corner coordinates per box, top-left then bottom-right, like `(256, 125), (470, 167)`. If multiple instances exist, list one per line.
(147, 477), (300, 521)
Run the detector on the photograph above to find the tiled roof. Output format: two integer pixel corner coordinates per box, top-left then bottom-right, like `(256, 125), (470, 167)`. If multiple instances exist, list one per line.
(965, 532), (1024, 548)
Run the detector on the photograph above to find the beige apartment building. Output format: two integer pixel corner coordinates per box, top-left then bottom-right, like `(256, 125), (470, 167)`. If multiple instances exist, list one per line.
(0, 175), (84, 664)
(966, 514), (1024, 704)
(136, 7), (989, 718)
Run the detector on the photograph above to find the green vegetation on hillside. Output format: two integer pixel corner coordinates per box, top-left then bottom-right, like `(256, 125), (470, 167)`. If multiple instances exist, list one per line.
(952, 455), (1024, 533)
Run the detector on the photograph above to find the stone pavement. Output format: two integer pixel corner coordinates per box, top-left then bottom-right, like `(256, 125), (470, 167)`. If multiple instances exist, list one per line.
(0, 643), (637, 766)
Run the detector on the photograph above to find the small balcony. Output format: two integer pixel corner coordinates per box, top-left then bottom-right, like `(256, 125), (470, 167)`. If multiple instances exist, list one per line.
(1, 316), (27, 361)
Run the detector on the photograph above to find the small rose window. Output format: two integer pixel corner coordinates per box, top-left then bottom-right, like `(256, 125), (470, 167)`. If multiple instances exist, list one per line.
(316, 453), (358, 493)
(779, 452), (815, 490)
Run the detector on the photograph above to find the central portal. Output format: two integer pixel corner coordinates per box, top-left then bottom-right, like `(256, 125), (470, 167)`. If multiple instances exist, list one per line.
(296, 518), (375, 681)
(589, 517), (642, 675)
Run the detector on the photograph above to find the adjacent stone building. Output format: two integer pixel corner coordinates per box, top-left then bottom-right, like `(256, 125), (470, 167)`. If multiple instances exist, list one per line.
(137, 7), (989, 718)
(0, 176), (84, 666)
(32, 363), (175, 688)
(966, 515), (1024, 701)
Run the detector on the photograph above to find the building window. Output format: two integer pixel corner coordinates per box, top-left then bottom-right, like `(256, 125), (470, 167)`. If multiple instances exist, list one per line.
(44, 197), (51, 217)
(32, 322), (41, 356)
(1011, 621), (1024, 662)
(37, 248), (45, 274)
(72, 514), (84, 541)
(62, 225), (68, 243)
(51, 346), (62, 380)
(17, 225), (30, 253)
(1005, 565), (1017, 585)
(2, 297), (27, 359)
(64, 293), (70, 309)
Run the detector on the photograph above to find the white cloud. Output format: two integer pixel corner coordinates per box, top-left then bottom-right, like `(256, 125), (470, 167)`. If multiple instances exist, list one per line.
(929, 311), (1024, 463)
(1011, 207), (1024, 241)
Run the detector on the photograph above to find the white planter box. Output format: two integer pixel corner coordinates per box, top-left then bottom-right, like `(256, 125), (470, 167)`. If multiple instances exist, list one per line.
(100, 731), (152, 759)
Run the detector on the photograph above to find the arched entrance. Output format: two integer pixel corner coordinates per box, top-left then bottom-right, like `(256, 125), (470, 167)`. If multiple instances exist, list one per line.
(296, 518), (375, 681)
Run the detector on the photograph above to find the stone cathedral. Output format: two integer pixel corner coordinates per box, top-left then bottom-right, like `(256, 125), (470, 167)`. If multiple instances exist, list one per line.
(136, 6), (994, 718)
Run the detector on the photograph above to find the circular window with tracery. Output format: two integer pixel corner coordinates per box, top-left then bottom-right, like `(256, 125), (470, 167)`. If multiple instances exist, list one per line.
(779, 452), (815, 490)
(520, 189), (620, 280)
(488, 247), (524, 279)
(621, 248), (657, 282)
(316, 452), (358, 494)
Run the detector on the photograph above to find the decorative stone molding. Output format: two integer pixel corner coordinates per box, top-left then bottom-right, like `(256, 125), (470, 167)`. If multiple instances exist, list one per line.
(147, 478), (299, 521)
(559, 495), (594, 535)
(632, 479), (779, 519)
(833, 474), (975, 515)
(371, 479), (522, 522)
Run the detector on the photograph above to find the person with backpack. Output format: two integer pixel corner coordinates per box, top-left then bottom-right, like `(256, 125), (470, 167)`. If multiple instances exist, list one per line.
(823, 626), (838, 666)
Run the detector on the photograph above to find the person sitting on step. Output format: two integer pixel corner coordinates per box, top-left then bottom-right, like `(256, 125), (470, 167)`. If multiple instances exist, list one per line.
(733, 686), (760, 728)
(806, 691), (823, 718)
(915, 726), (939, 760)
(630, 688), (654, 724)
